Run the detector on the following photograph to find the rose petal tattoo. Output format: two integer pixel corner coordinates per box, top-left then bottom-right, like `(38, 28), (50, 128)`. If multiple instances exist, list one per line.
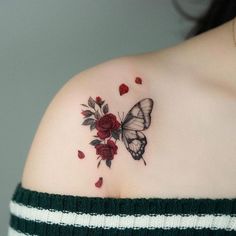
(77, 150), (85, 159)
(119, 83), (129, 96)
(80, 96), (154, 188)
(95, 177), (103, 188)
(135, 77), (142, 84)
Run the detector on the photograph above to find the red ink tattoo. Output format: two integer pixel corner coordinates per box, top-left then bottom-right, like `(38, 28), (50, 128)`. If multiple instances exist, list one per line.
(119, 83), (129, 96)
(80, 96), (154, 188)
(81, 97), (121, 168)
(95, 96), (103, 106)
(95, 140), (118, 168)
(95, 177), (103, 188)
(77, 150), (85, 159)
(96, 113), (120, 139)
(135, 77), (142, 84)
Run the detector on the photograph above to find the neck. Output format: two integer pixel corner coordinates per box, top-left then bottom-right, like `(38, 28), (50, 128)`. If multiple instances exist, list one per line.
(155, 19), (236, 93)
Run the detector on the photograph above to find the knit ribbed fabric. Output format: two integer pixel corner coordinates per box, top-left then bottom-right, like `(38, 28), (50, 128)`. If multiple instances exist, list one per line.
(9, 183), (236, 236)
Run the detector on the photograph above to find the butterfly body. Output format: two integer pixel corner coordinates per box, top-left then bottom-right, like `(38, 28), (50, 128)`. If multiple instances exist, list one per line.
(120, 98), (154, 165)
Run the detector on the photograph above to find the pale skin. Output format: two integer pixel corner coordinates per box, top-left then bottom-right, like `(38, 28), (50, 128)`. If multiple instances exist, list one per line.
(22, 19), (236, 198)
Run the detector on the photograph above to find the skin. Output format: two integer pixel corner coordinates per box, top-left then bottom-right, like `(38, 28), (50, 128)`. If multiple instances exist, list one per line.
(22, 19), (236, 199)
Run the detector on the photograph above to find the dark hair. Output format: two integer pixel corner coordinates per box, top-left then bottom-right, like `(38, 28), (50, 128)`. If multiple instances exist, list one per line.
(173, 0), (236, 38)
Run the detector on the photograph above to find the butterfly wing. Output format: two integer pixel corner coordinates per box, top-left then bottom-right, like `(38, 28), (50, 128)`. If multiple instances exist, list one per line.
(122, 98), (153, 131)
(122, 130), (147, 161)
(121, 98), (154, 164)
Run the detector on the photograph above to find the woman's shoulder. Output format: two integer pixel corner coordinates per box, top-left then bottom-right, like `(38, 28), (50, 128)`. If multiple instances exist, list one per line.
(21, 55), (162, 198)
(21, 49), (236, 199)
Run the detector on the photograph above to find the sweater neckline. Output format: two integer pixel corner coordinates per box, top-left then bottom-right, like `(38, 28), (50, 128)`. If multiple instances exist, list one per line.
(12, 183), (236, 216)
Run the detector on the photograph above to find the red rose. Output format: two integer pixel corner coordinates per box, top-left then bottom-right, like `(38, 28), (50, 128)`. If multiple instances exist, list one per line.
(95, 140), (118, 160)
(96, 113), (120, 139)
(96, 96), (103, 105)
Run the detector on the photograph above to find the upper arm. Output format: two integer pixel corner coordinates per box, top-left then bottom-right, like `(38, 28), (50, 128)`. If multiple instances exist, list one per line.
(21, 56), (153, 197)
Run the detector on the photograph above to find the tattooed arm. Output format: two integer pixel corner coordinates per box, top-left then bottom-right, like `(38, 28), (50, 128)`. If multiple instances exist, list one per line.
(21, 56), (154, 197)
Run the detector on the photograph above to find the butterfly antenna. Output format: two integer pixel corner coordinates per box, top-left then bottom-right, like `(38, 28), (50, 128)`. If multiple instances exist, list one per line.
(122, 112), (124, 122)
(142, 157), (147, 166)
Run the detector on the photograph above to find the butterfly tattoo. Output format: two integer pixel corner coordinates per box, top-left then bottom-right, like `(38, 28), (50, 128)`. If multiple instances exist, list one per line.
(80, 96), (154, 168)
(120, 98), (154, 165)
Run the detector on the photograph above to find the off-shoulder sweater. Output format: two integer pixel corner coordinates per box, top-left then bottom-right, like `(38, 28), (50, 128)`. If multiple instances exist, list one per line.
(9, 183), (236, 236)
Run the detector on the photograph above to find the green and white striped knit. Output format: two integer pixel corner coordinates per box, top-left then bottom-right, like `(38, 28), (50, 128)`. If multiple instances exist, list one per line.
(9, 183), (236, 236)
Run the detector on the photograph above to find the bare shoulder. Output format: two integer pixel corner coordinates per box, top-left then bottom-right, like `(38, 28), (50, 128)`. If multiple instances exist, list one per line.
(21, 55), (156, 197)
(21, 49), (236, 199)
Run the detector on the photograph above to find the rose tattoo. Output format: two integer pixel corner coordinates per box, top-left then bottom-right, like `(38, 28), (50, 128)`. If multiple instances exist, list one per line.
(81, 96), (121, 168)
(96, 113), (120, 139)
(81, 96), (153, 169)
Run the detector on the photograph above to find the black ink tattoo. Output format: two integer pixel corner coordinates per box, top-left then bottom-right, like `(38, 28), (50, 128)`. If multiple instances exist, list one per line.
(80, 96), (153, 167)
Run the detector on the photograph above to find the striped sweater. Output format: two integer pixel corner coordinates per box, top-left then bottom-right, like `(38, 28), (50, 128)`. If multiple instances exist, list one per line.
(9, 184), (236, 236)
